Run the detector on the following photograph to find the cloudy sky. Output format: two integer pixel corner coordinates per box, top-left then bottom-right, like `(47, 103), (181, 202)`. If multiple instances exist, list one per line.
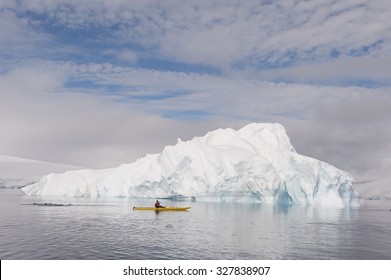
(1, 0), (390, 188)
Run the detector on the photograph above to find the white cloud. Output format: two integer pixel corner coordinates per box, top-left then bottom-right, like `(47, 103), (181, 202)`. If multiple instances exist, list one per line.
(258, 55), (391, 85)
(152, 0), (391, 68)
(116, 50), (138, 63)
(0, 8), (50, 58)
(5, 0), (390, 71)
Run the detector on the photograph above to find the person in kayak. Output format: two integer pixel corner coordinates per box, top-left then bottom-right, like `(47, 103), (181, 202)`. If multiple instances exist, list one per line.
(155, 200), (164, 208)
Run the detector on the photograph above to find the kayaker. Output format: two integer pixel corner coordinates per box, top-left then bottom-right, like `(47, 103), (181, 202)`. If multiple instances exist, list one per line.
(155, 200), (164, 208)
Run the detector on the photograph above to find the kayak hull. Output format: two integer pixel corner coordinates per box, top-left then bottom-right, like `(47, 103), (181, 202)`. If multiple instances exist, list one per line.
(133, 206), (190, 211)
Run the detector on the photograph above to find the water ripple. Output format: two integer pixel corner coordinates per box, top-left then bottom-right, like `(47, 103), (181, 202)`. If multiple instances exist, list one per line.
(1, 190), (391, 259)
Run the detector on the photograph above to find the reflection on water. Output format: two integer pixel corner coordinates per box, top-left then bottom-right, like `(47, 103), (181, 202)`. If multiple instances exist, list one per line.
(0, 189), (390, 259)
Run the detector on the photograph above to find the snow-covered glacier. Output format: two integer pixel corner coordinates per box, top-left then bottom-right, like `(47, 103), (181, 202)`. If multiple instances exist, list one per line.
(22, 123), (359, 207)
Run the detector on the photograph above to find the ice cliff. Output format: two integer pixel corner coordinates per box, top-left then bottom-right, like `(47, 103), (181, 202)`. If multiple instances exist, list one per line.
(22, 123), (359, 207)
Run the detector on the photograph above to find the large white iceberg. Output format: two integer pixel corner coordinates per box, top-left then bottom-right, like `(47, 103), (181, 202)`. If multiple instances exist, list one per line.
(22, 123), (359, 207)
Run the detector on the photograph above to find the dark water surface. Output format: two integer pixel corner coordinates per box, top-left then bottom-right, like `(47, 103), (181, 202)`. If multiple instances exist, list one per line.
(1, 189), (390, 259)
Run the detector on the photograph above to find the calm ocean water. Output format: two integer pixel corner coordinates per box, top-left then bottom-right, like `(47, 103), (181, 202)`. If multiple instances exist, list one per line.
(1, 188), (390, 260)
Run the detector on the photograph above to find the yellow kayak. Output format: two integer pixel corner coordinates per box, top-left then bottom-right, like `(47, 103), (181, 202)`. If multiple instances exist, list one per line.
(133, 206), (191, 211)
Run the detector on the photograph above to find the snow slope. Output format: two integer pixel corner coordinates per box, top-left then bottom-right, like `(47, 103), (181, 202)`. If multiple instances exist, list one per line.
(0, 155), (82, 188)
(22, 123), (359, 207)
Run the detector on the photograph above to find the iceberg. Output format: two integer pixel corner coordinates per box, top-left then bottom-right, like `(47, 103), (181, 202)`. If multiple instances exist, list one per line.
(22, 123), (359, 207)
